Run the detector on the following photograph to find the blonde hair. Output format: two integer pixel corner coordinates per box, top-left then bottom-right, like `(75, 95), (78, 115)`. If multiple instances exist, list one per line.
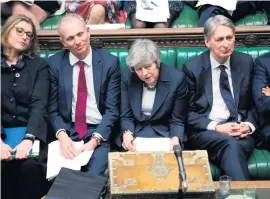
(1, 14), (39, 58)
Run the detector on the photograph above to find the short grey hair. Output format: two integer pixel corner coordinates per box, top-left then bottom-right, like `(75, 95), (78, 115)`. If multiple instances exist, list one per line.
(204, 15), (235, 40)
(57, 13), (86, 38)
(126, 39), (161, 68)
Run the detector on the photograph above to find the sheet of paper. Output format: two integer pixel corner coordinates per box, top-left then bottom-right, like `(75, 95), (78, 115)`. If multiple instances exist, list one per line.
(136, 0), (170, 22)
(46, 140), (93, 180)
(134, 137), (171, 152)
(196, 0), (238, 11)
(87, 24), (125, 30)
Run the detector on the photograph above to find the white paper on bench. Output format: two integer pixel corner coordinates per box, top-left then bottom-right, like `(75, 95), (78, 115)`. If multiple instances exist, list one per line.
(136, 0), (170, 22)
(134, 137), (171, 152)
(46, 140), (93, 180)
(196, 0), (238, 11)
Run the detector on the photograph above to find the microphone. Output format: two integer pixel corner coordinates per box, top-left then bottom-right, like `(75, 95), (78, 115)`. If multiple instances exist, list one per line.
(173, 144), (187, 193)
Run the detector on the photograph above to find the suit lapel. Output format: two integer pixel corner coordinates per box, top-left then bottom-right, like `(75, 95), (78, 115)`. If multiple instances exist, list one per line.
(150, 65), (170, 117)
(201, 51), (213, 107)
(230, 53), (241, 107)
(62, 53), (73, 114)
(92, 49), (102, 106)
(129, 76), (143, 120)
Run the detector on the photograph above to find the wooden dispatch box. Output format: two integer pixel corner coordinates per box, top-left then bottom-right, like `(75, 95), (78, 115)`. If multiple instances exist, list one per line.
(108, 150), (216, 199)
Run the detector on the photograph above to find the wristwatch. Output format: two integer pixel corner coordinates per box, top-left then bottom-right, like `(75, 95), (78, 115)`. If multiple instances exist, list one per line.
(91, 134), (101, 146)
(23, 134), (35, 143)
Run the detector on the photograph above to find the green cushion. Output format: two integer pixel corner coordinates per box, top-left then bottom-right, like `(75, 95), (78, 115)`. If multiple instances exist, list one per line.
(235, 11), (268, 26)
(248, 149), (270, 180)
(40, 15), (65, 30)
(106, 49), (129, 69)
(172, 5), (198, 28)
(105, 48), (176, 68)
(38, 5), (268, 30)
(176, 48), (207, 70)
(210, 163), (221, 181)
(39, 50), (60, 59)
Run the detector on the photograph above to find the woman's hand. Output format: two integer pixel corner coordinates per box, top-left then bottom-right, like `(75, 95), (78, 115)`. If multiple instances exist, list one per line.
(170, 136), (180, 151)
(12, 140), (33, 159)
(0, 142), (13, 160)
(122, 131), (135, 152)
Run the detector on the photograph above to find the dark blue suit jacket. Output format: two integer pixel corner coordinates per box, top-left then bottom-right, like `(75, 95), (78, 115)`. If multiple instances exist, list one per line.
(252, 53), (270, 140)
(117, 63), (188, 146)
(48, 48), (120, 140)
(182, 50), (258, 133)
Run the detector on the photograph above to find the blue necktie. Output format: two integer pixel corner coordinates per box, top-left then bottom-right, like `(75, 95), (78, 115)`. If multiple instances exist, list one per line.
(219, 65), (238, 122)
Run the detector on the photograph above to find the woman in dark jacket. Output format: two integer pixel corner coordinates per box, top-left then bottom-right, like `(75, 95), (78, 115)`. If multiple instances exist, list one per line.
(1, 14), (49, 199)
(118, 39), (188, 151)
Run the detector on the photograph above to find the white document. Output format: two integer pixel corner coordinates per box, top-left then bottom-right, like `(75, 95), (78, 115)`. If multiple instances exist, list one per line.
(134, 137), (171, 152)
(46, 140), (93, 180)
(196, 0), (238, 11)
(87, 24), (125, 30)
(136, 0), (170, 22)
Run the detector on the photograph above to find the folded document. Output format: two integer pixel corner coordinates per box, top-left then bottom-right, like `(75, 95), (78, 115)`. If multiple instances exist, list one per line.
(46, 140), (93, 180)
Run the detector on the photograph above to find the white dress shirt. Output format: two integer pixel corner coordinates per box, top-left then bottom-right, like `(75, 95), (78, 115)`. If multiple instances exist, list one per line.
(141, 86), (156, 116)
(69, 51), (102, 124)
(56, 50), (103, 138)
(206, 55), (255, 133)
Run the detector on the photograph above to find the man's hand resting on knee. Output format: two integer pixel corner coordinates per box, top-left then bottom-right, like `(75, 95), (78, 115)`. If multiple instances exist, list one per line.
(58, 131), (76, 159)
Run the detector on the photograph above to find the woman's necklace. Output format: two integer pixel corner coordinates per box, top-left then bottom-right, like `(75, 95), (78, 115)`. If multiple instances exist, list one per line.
(143, 83), (156, 91)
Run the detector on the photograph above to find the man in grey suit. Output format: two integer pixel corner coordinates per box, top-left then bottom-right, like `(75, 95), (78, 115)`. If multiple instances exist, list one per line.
(182, 15), (257, 180)
(48, 14), (120, 175)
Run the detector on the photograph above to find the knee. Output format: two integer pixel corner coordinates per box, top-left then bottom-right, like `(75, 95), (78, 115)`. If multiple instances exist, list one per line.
(154, 23), (168, 28)
(90, 4), (106, 21)
(19, 159), (40, 174)
(132, 20), (146, 28)
(225, 138), (242, 152)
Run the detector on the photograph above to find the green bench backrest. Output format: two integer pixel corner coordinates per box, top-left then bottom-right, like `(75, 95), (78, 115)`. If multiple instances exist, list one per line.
(40, 47), (270, 69)
(40, 5), (267, 29)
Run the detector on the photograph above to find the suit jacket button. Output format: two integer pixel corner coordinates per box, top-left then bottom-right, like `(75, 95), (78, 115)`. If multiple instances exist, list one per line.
(10, 98), (14, 102)
(13, 83), (17, 87)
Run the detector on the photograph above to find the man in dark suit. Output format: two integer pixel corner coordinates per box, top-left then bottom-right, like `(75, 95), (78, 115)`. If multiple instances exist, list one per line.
(252, 53), (270, 150)
(118, 39), (188, 151)
(182, 15), (257, 180)
(48, 14), (120, 175)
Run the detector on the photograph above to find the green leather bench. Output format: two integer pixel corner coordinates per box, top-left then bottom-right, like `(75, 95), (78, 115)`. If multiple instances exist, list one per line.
(1, 4), (267, 29)
(38, 4), (268, 30)
(40, 46), (270, 181)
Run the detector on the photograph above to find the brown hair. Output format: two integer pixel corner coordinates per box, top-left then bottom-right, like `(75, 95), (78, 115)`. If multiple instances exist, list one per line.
(1, 14), (39, 57)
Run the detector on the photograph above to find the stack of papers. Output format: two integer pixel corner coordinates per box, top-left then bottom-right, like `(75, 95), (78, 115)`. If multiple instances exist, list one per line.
(46, 140), (93, 180)
(134, 137), (171, 152)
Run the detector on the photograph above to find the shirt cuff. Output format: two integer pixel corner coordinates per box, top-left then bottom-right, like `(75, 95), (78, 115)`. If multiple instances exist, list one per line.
(243, 122), (256, 134)
(92, 133), (106, 141)
(25, 133), (35, 139)
(207, 121), (219, 131)
(56, 129), (66, 138)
